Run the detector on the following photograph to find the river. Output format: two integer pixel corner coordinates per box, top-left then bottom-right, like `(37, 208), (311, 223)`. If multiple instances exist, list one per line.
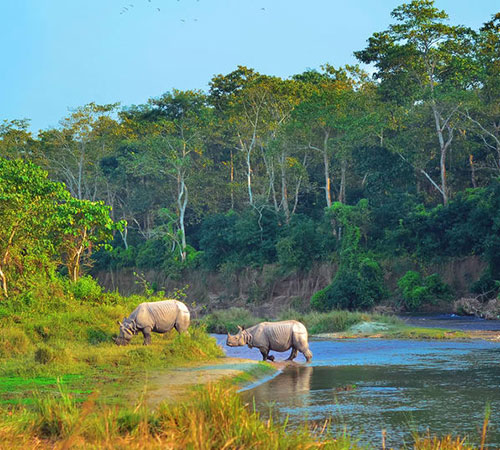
(214, 316), (500, 448)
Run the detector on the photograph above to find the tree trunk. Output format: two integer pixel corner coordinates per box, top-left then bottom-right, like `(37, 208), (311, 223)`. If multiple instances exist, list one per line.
(322, 131), (332, 208)
(0, 265), (8, 298)
(177, 170), (188, 262)
(280, 150), (290, 224)
(339, 158), (347, 204)
(230, 149), (235, 210)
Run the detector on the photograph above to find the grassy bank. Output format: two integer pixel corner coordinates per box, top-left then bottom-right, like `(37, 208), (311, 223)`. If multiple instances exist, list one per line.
(201, 307), (473, 340)
(0, 281), (223, 406)
(202, 307), (402, 334)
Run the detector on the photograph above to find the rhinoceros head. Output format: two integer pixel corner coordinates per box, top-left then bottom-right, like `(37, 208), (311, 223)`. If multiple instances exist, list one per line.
(226, 326), (247, 347)
(114, 317), (136, 346)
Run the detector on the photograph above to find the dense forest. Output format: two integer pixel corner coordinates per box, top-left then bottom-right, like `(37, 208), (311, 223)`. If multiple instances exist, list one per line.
(1, 1), (499, 311)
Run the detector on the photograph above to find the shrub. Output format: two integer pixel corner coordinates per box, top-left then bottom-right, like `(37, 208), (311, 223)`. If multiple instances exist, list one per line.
(0, 327), (31, 357)
(311, 258), (385, 311)
(34, 344), (56, 364)
(67, 276), (102, 303)
(398, 271), (452, 311)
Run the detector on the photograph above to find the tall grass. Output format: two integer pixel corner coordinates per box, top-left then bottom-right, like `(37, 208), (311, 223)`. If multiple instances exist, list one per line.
(0, 383), (364, 449)
(201, 307), (404, 335)
(201, 307), (266, 334)
(0, 382), (488, 449)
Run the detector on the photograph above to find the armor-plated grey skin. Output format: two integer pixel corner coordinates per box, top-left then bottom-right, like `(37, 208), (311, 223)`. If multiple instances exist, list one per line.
(115, 299), (190, 346)
(226, 320), (312, 363)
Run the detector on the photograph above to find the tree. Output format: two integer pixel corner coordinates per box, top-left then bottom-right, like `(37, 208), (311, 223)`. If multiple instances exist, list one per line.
(463, 13), (500, 177)
(355, 0), (478, 204)
(0, 119), (36, 160)
(0, 159), (67, 297)
(125, 90), (212, 262)
(58, 197), (123, 281)
(290, 65), (377, 207)
(39, 103), (121, 201)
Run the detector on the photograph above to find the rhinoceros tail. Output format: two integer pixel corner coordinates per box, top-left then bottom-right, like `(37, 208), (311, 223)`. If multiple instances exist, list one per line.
(175, 301), (191, 333)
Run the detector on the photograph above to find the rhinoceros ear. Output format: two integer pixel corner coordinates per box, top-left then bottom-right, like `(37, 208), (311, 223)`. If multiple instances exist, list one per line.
(237, 325), (243, 332)
(117, 320), (122, 326)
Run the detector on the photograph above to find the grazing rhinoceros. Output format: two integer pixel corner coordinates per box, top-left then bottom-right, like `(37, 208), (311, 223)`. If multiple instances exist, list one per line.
(115, 299), (190, 346)
(226, 320), (312, 362)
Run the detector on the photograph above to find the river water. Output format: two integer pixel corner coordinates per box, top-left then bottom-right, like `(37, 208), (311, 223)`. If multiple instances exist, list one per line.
(214, 316), (500, 448)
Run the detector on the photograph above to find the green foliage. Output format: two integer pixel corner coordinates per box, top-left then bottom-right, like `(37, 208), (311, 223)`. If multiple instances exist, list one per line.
(312, 201), (385, 311)
(311, 258), (385, 311)
(199, 209), (279, 270)
(276, 215), (326, 270)
(398, 271), (452, 310)
(66, 276), (102, 303)
(0, 158), (123, 296)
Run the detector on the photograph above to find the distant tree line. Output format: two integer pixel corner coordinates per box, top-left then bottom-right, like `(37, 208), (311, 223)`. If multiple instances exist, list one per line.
(1, 1), (499, 309)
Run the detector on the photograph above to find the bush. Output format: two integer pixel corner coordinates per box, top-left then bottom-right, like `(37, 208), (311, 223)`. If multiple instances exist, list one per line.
(0, 327), (31, 357)
(398, 271), (452, 311)
(311, 258), (385, 311)
(67, 276), (102, 303)
(34, 344), (56, 364)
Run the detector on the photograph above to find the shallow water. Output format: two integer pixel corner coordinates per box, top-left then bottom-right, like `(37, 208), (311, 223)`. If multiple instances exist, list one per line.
(214, 328), (500, 448)
(399, 313), (500, 331)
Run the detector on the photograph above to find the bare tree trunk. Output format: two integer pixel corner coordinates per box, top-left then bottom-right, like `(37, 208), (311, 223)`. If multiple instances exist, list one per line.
(322, 131), (332, 208)
(245, 146), (253, 206)
(230, 149), (235, 210)
(0, 266), (8, 298)
(280, 150), (290, 224)
(339, 159), (347, 204)
(177, 170), (188, 262)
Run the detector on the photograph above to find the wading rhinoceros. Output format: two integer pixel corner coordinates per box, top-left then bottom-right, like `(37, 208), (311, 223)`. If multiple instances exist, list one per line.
(226, 320), (312, 362)
(115, 299), (190, 346)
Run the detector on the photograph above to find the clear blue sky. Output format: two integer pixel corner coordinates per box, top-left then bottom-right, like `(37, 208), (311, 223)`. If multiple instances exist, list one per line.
(1, 0), (498, 133)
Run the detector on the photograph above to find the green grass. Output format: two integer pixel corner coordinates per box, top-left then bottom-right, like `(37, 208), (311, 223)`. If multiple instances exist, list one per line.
(386, 326), (470, 340)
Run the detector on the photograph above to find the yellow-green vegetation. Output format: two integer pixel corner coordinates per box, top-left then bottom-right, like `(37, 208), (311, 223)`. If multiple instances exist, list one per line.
(385, 326), (470, 340)
(0, 382), (362, 449)
(0, 381), (486, 449)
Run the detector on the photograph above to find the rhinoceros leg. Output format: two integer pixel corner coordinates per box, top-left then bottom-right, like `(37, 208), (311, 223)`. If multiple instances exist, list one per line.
(286, 347), (298, 361)
(142, 327), (152, 345)
(260, 348), (275, 361)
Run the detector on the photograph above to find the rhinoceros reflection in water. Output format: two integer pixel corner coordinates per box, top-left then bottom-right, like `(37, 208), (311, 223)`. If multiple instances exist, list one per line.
(245, 365), (314, 410)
